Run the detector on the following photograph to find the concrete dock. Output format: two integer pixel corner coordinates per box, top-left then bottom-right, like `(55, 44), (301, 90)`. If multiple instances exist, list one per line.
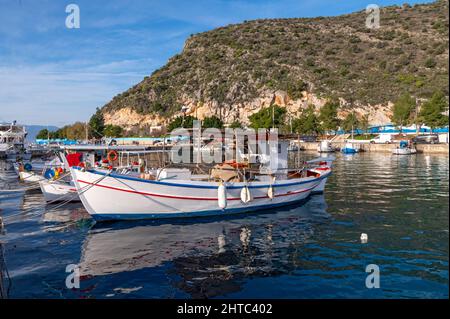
(298, 142), (449, 154)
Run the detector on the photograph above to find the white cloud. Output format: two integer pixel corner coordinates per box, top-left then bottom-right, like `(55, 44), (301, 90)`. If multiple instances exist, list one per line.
(0, 60), (152, 126)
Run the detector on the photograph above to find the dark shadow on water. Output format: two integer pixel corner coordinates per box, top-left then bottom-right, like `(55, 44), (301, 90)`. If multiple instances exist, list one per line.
(90, 195), (324, 231)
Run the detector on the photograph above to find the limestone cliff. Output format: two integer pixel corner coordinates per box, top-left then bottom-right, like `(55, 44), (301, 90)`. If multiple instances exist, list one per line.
(101, 1), (448, 132)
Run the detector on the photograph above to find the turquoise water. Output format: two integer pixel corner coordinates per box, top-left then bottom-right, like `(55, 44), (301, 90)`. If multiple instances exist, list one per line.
(0, 152), (448, 298)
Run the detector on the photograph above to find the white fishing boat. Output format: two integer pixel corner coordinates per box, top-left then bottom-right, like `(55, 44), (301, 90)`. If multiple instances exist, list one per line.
(0, 121), (27, 161)
(317, 140), (335, 153)
(13, 157), (64, 174)
(38, 148), (153, 203)
(39, 179), (80, 202)
(392, 140), (417, 155)
(17, 170), (46, 183)
(69, 135), (333, 221)
(306, 157), (334, 193)
(71, 164), (331, 221)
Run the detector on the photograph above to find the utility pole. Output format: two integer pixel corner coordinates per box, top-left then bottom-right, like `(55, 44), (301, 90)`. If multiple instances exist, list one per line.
(85, 121), (89, 143)
(289, 114), (292, 134)
(414, 97), (420, 137)
(272, 104), (275, 129)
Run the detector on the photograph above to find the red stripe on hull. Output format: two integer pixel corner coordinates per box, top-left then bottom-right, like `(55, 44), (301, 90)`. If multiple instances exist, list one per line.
(77, 179), (316, 201)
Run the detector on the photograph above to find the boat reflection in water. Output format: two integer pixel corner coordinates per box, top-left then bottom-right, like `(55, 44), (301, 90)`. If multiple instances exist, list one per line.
(78, 195), (330, 298)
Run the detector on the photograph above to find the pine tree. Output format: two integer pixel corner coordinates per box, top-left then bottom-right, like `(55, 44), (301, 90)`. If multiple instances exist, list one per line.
(342, 112), (359, 132)
(88, 108), (105, 138)
(419, 91), (449, 130)
(202, 116), (224, 129)
(319, 99), (340, 134)
(292, 105), (322, 135)
(391, 93), (415, 132)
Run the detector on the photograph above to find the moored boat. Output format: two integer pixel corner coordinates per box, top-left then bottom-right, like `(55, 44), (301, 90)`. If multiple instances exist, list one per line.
(341, 125), (360, 154)
(70, 164), (331, 221)
(39, 179), (80, 202)
(17, 170), (46, 183)
(341, 142), (360, 154)
(306, 157), (334, 193)
(0, 121), (27, 161)
(392, 140), (417, 155)
(317, 140), (335, 153)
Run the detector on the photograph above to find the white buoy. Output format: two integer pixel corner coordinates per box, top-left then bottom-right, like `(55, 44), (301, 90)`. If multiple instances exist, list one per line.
(218, 182), (227, 209)
(240, 186), (252, 203)
(360, 233), (368, 243)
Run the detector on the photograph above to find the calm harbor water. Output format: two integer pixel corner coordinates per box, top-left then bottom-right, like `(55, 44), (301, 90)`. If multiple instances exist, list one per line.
(0, 152), (448, 299)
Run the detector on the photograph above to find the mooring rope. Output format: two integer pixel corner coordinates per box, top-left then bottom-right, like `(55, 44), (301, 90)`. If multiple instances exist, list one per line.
(0, 172), (72, 193)
(1, 170), (113, 224)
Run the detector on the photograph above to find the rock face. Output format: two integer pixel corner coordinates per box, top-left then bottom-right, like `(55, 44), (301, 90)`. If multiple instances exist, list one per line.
(101, 1), (449, 132)
(103, 108), (164, 127)
(104, 90), (393, 131)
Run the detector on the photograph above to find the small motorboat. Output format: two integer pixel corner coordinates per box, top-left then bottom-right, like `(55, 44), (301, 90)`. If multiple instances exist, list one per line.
(392, 140), (417, 155)
(341, 126), (360, 154)
(13, 157), (65, 183)
(17, 170), (46, 182)
(317, 140), (335, 153)
(341, 142), (360, 154)
(39, 179), (80, 203)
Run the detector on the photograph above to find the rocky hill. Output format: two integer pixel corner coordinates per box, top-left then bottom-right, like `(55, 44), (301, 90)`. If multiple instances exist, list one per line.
(101, 0), (449, 132)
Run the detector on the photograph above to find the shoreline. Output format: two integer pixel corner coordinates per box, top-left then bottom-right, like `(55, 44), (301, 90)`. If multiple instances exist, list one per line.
(298, 142), (449, 154)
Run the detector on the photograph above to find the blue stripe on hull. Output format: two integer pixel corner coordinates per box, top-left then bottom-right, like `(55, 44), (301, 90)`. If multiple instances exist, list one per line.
(91, 197), (311, 221)
(77, 167), (331, 190)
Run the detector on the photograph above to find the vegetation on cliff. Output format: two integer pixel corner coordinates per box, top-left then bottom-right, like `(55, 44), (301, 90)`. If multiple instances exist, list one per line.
(101, 0), (448, 119)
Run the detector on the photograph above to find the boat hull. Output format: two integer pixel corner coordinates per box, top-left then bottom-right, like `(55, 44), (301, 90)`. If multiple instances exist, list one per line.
(39, 180), (80, 202)
(19, 171), (45, 182)
(341, 148), (358, 154)
(317, 141), (335, 153)
(71, 168), (329, 221)
(392, 148), (417, 155)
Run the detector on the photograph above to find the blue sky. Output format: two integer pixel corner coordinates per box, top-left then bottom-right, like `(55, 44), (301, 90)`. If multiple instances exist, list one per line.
(0, 0), (433, 126)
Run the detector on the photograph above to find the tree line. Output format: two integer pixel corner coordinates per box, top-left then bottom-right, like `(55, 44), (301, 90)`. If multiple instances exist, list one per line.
(36, 108), (124, 140)
(391, 91), (448, 132)
(244, 90), (447, 135)
(37, 90), (448, 140)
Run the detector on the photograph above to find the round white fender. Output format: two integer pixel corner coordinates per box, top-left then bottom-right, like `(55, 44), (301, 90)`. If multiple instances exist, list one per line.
(218, 182), (227, 209)
(240, 186), (252, 203)
(268, 176), (276, 200)
(267, 185), (274, 200)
